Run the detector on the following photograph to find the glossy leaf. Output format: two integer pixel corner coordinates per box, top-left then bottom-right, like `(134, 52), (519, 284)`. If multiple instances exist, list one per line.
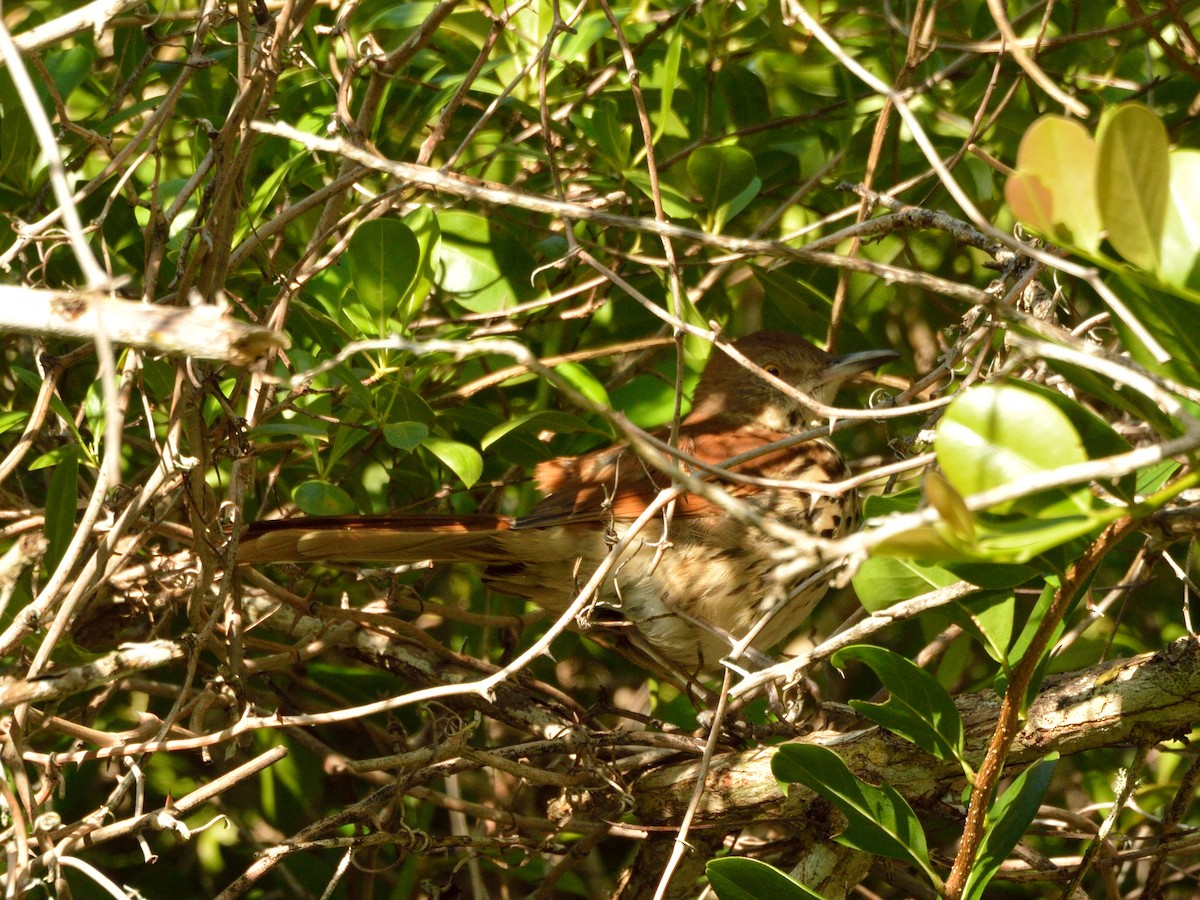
(852, 556), (962, 611)
(0, 410), (28, 436)
(707, 858), (823, 900)
(388, 386), (436, 427)
(873, 509), (1112, 565)
(422, 436), (483, 488)
(652, 25), (685, 145)
(400, 206), (440, 326)
(772, 745), (940, 888)
(553, 361), (611, 408)
(924, 469), (975, 543)
(833, 645), (966, 770)
(46, 46), (95, 101)
(586, 99), (631, 169)
(625, 169), (695, 218)
(935, 382), (1091, 516)
(437, 211), (537, 312)
(945, 592), (1017, 665)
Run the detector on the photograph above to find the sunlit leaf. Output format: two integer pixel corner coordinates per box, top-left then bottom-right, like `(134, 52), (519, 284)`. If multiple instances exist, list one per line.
(852, 556), (961, 611)
(1096, 103), (1169, 275)
(1005, 115), (1101, 251)
(422, 436), (483, 487)
(553, 361), (611, 408)
(1161, 150), (1200, 291)
(935, 382), (1091, 516)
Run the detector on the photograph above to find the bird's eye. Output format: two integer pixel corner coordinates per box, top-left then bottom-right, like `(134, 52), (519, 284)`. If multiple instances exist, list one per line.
(764, 364), (782, 377)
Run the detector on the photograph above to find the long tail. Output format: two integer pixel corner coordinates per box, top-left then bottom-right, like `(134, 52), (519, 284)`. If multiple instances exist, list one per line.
(236, 515), (517, 565)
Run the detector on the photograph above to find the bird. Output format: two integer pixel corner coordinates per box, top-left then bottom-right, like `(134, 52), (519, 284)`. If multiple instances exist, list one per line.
(236, 332), (897, 675)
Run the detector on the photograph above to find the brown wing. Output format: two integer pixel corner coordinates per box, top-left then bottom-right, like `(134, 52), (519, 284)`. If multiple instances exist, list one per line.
(517, 426), (816, 529)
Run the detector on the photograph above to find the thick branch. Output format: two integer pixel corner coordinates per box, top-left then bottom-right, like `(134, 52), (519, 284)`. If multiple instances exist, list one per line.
(0, 287), (288, 365)
(630, 636), (1200, 828)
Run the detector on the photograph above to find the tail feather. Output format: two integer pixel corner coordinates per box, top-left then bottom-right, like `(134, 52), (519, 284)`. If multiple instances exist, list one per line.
(236, 515), (517, 565)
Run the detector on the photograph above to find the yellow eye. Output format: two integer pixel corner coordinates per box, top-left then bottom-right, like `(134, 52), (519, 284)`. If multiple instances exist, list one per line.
(764, 364), (782, 377)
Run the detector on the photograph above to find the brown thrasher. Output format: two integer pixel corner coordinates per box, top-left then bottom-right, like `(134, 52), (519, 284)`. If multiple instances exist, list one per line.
(237, 332), (896, 674)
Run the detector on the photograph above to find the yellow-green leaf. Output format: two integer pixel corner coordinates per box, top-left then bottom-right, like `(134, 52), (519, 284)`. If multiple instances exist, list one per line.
(1006, 115), (1101, 251)
(1096, 102), (1169, 275)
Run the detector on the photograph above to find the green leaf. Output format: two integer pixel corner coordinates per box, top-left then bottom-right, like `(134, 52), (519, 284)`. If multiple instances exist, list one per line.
(585, 99), (631, 169)
(962, 756), (1059, 900)
(833, 646), (966, 770)
(1106, 275), (1200, 388)
(935, 382), (1091, 516)
(14, 368), (91, 460)
(1096, 102), (1170, 275)
(292, 480), (355, 516)
(347, 219), (421, 332)
(250, 421), (330, 440)
(422, 436), (483, 488)
(995, 581), (1063, 699)
(751, 266), (834, 323)
(324, 423), (369, 473)
(45, 46), (95, 101)
(1160, 150), (1200, 291)
(852, 556), (962, 611)
(44, 446), (80, 574)
(387, 386), (435, 427)
(652, 25), (684, 145)
(924, 469), (975, 543)
(624, 170), (695, 218)
(400, 205), (440, 326)
(609, 374), (689, 428)
(1136, 459), (1180, 496)
(873, 509), (1113, 565)
(238, 151), (304, 245)
(553, 361), (611, 408)
(0, 71), (36, 184)
(29, 445), (79, 472)
(437, 210), (537, 312)
(945, 592), (1016, 665)
(480, 410), (598, 449)
(688, 145), (757, 210)
(382, 421), (429, 452)
(714, 175), (762, 232)
(706, 858), (823, 900)
(0, 410), (29, 436)
(772, 745), (940, 889)
(1005, 115), (1101, 251)
(1007, 381), (1135, 500)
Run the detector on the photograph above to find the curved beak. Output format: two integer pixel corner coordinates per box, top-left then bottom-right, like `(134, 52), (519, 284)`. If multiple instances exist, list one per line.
(819, 348), (901, 386)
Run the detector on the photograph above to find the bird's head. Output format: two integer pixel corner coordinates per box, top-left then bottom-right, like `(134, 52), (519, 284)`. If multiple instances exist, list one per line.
(686, 331), (898, 433)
